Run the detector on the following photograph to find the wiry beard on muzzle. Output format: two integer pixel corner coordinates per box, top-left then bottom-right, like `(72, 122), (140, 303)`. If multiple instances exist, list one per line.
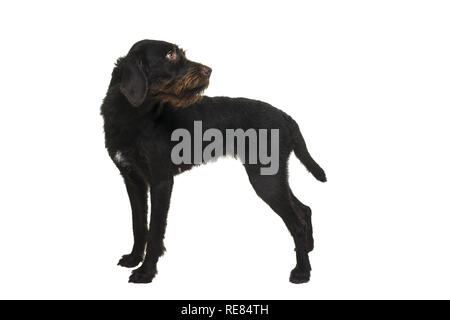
(153, 69), (209, 107)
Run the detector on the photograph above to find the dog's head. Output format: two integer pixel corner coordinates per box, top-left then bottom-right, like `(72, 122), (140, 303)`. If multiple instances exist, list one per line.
(117, 40), (211, 108)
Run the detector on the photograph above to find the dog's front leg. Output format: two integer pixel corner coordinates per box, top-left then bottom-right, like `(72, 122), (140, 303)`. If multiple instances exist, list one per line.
(117, 174), (148, 268)
(129, 178), (173, 283)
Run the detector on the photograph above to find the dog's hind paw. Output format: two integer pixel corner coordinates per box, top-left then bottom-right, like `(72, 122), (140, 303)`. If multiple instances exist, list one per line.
(289, 268), (310, 284)
(128, 267), (156, 284)
(117, 253), (142, 268)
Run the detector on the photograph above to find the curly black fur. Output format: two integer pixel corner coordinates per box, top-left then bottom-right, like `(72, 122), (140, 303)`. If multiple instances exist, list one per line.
(101, 40), (326, 284)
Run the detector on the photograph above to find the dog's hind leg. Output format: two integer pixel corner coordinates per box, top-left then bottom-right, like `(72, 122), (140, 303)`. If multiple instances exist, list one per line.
(244, 164), (312, 284)
(129, 177), (173, 283)
(118, 173), (148, 268)
(289, 189), (314, 253)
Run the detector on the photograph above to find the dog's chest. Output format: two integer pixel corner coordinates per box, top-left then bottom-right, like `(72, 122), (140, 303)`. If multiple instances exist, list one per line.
(113, 150), (130, 167)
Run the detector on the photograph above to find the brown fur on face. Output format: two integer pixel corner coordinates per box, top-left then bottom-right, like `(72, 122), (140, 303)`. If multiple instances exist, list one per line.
(151, 67), (209, 107)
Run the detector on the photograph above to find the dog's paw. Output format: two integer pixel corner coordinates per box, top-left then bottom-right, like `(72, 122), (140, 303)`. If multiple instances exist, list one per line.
(128, 266), (156, 284)
(289, 267), (310, 284)
(117, 253), (142, 268)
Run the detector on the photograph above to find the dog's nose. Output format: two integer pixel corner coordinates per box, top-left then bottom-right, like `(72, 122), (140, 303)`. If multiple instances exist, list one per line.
(201, 65), (212, 77)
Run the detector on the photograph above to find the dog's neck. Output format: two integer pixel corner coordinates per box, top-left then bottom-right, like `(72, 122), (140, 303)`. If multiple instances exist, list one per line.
(101, 86), (163, 153)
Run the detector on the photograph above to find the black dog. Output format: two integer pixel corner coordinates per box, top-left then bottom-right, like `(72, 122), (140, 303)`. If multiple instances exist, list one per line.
(101, 40), (326, 284)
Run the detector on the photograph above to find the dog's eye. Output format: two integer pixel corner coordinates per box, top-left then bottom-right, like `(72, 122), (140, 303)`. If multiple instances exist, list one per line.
(166, 51), (177, 61)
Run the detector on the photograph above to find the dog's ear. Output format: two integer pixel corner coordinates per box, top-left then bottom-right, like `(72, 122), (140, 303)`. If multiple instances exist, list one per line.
(119, 53), (148, 107)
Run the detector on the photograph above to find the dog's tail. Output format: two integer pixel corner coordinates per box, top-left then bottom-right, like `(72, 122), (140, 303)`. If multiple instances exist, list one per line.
(289, 117), (327, 182)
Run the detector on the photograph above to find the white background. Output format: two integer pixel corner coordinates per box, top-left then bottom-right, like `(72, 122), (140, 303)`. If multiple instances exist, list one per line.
(0, 0), (449, 299)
